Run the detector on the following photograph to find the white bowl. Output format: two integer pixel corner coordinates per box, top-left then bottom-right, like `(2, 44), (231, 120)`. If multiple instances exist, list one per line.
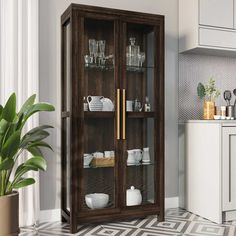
(83, 154), (93, 167)
(85, 193), (109, 209)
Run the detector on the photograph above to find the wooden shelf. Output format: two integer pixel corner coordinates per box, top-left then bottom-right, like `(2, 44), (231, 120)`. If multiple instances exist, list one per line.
(84, 111), (115, 118)
(127, 112), (155, 118)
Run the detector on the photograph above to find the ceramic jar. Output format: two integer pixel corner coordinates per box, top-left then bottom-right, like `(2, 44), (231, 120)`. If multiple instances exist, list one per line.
(142, 147), (151, 163)
(87, 96), (104, 111)
(203, 101), (215, 120)
(126, 186), (142, 206)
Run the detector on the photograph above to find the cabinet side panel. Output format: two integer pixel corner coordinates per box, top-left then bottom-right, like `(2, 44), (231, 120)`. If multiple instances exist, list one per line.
(179, 0), (199, 53)
(185, 123), (221, 223)
(179, 124), (186, 208)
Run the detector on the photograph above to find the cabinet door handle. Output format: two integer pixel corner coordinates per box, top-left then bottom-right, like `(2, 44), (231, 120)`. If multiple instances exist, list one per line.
(117, 89), (120, 140)
(122, 89), (126, 140)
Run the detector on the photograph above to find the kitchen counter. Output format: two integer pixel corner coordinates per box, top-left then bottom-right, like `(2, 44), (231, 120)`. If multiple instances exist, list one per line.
(179, 120), (236, 125)
(179, 120), (236, 223)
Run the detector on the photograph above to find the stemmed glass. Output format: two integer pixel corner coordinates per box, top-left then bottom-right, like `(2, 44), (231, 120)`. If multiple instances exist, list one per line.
(88, 39), (96, 64)
(93, 41), (99, 64)
(88, 39), (99, 64)
(98, 40), (106, 66)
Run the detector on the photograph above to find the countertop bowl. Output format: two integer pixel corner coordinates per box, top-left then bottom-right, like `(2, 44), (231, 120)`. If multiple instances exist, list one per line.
(85, 193), (109, 209)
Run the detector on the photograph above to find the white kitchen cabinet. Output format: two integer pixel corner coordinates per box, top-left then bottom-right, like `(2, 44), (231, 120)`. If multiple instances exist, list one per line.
(179, 121), (236, 223)
(179, 0), (236, 55)
(199, 0), (233, 29)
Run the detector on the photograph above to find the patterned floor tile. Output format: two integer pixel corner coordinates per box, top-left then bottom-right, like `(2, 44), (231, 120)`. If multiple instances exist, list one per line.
(19, 208), (236, 236)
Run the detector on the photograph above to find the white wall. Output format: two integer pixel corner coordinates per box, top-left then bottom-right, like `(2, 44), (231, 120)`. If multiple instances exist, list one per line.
(39, 0), (179, 210)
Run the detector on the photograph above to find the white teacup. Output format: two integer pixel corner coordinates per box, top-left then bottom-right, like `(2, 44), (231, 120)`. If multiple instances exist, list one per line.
(133, 149), (143, 163)
(93, 152), (104, 158)
(126, 100), (133, 112)
(110, 151), (115, 158)
(104, 151), (111, 158)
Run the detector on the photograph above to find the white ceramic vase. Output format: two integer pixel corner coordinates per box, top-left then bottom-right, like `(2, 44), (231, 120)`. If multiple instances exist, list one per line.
(87, 96), (104, 111)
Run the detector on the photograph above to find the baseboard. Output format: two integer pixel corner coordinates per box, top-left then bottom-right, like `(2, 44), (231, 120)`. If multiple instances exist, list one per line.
(40, 197), (179, 222)
(39, 209), (61, 222)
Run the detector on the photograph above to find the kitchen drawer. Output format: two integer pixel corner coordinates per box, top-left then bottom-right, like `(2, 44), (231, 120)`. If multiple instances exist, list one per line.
(199, 27), (236, 49)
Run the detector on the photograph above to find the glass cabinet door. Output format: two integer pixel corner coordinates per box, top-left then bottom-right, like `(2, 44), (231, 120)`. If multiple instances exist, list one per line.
(122, 22), (158, 208)
(80, 17), (118, 212)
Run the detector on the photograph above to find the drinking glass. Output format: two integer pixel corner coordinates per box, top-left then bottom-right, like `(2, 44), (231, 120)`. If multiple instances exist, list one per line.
(93, 41), (99, 64)
(98, 40), (106, 58)
(88, 39), (96, 63)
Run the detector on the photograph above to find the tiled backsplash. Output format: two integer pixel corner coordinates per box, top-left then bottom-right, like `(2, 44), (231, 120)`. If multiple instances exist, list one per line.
(179, 54), (236, 120)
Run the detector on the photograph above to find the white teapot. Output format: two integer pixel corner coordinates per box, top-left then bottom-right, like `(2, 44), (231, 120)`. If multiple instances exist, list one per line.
(87, 96), (104, 111)
(126, 186), (142, 206)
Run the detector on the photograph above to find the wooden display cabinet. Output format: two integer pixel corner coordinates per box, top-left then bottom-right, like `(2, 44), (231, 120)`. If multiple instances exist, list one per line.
(61, 4), (164, 233)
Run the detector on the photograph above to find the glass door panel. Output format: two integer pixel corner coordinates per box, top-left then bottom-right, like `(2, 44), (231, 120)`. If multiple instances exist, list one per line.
(125, 23), (155, 113)
(124, 22), (157, 207)
(81, 18), (117, 211)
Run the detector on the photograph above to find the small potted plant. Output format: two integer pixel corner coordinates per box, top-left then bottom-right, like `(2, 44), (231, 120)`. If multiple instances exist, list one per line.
(197, 78), (220, 120)
(0, 93), (54, 236)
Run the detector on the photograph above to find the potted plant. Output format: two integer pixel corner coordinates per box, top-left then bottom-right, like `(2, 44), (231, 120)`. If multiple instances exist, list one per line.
(0, 93), (54, 236)
(197, 78), (220, 120)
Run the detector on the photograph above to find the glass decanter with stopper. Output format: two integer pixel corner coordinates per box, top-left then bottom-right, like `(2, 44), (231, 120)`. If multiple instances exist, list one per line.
(126, 37), (140, 67)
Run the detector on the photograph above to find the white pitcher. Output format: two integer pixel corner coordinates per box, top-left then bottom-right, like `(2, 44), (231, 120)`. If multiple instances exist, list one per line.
(133, 149), (142, 163)
(127, 150), (136, 165)
(142, 147), (151, 163)
(87, 96), (104, 111)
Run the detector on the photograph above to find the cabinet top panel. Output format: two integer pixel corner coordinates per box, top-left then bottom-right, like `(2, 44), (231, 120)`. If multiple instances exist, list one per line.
(61, 3), (164, 25)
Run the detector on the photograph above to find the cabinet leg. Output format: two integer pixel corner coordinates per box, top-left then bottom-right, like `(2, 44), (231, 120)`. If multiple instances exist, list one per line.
(158, 210), (165, 222)
(70, 223), (78, 234)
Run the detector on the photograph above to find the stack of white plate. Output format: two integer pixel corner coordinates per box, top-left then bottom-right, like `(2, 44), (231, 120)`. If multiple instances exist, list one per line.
(101, 98), (114, 111)
(89, 103), (103, 111)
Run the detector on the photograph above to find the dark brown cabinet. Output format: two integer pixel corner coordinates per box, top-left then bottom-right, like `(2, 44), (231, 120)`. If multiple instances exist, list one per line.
(61, 4), (165, 233)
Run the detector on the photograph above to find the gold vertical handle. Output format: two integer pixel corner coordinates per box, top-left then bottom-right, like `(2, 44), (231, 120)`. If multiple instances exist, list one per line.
(122, 89), (126, 140)
(117, 89), (120, 140)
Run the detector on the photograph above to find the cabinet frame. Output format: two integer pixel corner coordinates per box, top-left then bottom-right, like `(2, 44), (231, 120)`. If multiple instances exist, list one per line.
(61, 4), (165, 233)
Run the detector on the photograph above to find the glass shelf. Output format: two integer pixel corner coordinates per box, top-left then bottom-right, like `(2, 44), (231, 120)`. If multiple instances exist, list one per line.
(127, 162), (154, 167)
(126, 65), (154, 73)
(84, 165), (114, 169)
(85, 63), (114, 71)
(84, 64), (154, 72)
(127, 112), (155, 118)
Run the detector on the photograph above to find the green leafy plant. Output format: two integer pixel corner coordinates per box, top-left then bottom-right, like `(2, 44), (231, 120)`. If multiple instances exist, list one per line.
(0, 93), (55, 196)
(197, 77), (220, 101)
